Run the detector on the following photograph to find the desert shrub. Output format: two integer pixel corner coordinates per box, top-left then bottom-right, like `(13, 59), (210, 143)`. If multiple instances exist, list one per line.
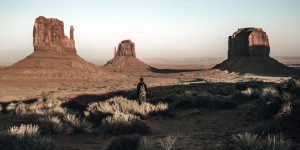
(8, 124), (40, 137)
(283, 78), (300, 96)
(160, 135), (177, 150)
(64, 114), (92, 133)
(6, 102), (17, 113)
(256, 87), (284, 119)
(232, 132), (260, 150)
(260, 86), (281, 102)
(36, 116), (64, 134)
(0, 124), (55, 150)
(138, 137), (154, 150)
(85, 96), (168, 118)
(107, 136), (140, 150)
(232, 88), (261, 102)
(102, 112), (149, 135)
(262, 134), (292, 150)
(5, 96), (66, 116)
(275, 93), (294, 119)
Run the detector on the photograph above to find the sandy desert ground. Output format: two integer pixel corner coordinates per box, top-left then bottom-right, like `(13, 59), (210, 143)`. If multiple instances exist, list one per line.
(1, 61), (300, 150)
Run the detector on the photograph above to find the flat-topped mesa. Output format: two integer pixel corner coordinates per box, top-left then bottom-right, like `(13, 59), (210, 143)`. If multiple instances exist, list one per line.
(33, 16), (76, 53)
(115, 39), (136, 57)
(228, 27), (270, 58)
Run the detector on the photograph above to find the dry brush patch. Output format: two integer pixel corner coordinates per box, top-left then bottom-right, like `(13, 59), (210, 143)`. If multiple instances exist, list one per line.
(85, 96), (168, 117)
(64, 113), (93, 134)
(0, 124), (55, 150)
(169, 87), (260, 109)
(102, 111), (149, 135)
(232, 132), (292, 150)
(4, 96), (66, 116)
(36, 116), (64, 134)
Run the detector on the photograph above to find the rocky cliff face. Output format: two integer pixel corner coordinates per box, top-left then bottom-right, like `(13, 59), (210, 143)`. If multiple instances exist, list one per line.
(228, 28), (270, 58)
(33, 16), (76, 53)
(115, 40), (136, 57)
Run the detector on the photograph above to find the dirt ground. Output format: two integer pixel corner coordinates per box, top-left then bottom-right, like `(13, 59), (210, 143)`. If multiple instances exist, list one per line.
(0, 66), (298, 150)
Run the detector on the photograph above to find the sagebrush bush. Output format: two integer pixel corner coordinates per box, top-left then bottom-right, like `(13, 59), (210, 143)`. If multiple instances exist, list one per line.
(160, 135), (177, 150)
(5, 96), (66, 116)
(37, 116), (64, 134)
(8, 124), (39, 138)
(232, 132), (260, 150)
(260, 86), (280, 101)
(64, 114), (92, 134)
(233, 88), (261, 102)
(262, 134), (292, 150)
(102, 112), (149, 135)
(85, 96), (168, 117)
(0, 124), (55, 150)
(6, 102), (17, 113)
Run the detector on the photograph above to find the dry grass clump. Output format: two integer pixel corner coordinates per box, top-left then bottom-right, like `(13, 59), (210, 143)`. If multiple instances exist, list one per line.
(260, 86), (280, 101)
(64, 113), (92, 134)
(8, 124), (40, 138)
(233, 132), (292, 150)
(5, 96), (66, 116)
(36, 116), (64, 134)
(232, 132), (260, 150)
(275, 93), (293, 119)
(262, 134), (292, 150)
(102, 111), (149, 135)
(160, 134), (177, 150)
(0, 124), (55, 150)
(85, 96), (168, 117)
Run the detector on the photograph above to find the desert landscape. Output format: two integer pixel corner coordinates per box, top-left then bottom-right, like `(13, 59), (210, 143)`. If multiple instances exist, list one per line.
(1, 1), (300, 150)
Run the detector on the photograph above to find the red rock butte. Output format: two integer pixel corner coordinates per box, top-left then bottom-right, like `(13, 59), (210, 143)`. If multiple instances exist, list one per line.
(33, 16), (76, 53)
(105, 40), (156, 72)
(214, 27), (300, 76)
(228, 28), (270, 58)
(0, 16), (115, 79)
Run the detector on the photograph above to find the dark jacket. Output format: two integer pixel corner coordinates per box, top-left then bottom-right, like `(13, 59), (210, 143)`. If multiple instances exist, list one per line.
(137, 82), (147, 97)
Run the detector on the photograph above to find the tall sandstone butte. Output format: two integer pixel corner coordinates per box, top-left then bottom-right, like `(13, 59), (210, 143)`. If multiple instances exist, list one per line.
(1, 16), (116, 79)
(114, 40), (136, 57)
(106, 39), (156, 72)
(228, 28), (270, 58)
(33, 16), (76, 53)
(214, 27), (299, 75)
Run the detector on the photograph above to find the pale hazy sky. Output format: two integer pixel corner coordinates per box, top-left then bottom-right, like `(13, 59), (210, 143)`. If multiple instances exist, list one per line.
(0, 0), (299, 65)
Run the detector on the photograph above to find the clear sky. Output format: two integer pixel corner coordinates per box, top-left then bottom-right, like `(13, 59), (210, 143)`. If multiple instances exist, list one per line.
(0, 0), (299, 65)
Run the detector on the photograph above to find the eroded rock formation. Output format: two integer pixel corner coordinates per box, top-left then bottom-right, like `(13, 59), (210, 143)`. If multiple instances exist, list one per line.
(228, 28), (270, 58)
(105, 40), (156, 72)
(214, 27), (299, 76)
(115, 40), (136, 57)
(33, 16), (76, 53)
(1, 16), (117, 79)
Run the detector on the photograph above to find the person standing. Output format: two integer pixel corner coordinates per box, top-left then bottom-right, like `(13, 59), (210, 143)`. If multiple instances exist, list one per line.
(137, 78), (147, 103)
